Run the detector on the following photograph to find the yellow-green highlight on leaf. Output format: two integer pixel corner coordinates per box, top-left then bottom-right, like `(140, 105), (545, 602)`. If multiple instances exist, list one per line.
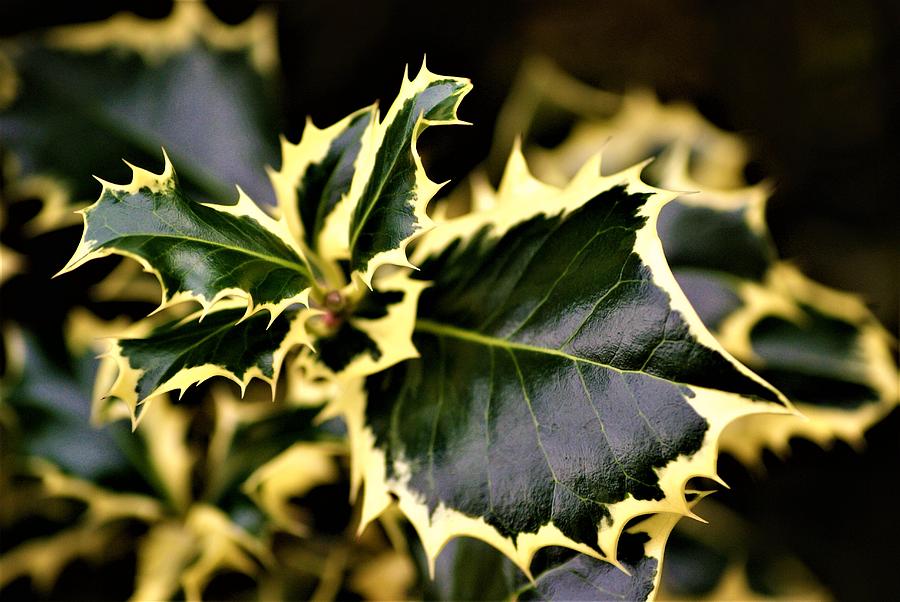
(0, 49), (18, 109)
(0, 461), (163, 594)
(131, 505), (274, 602)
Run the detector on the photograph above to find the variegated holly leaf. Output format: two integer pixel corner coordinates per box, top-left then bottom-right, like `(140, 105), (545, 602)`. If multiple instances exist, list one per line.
(428, 494), (710, 602)
(94, 301), (312, 429)
(327, 151), (789, 575)
(269, 107), (374, 260)
(242, 442), (343, 536)
(58, 155), (315, 319)
(528, 90), (750, 190)
(2, 313), (319, 601)
(203, 384), (328, 507)
(321, 60), (472, 286)
(0, 462), (164, 595)
(0, 2), (280, 207)
(714, 264), (899, 462)
(131, 505), (274, 602)
(656, 150), (899, 461)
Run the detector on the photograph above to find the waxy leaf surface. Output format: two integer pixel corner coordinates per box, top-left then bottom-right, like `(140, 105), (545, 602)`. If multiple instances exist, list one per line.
(98, 304), (309, 427)
(335, 154), (787, 575)
(325, 62), (471, 285)
(59, 157), (314, 319)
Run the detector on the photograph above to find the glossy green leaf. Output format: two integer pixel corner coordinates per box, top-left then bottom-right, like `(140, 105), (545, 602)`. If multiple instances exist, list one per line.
(323, 60), (472, 286)
(96, 303), (310, 428)
(58, 155), (314, 319)
(0, 3), (280, 206)
(270, 108), (374, 257)
(332, 152), (787, 575)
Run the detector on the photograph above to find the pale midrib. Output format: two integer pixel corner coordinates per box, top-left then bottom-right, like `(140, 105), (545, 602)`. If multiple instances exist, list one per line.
(414, 319), (767, 395)
(104, 232), (309, 274)
(415, 318), (621, 373)
(347, 126), (406, 254)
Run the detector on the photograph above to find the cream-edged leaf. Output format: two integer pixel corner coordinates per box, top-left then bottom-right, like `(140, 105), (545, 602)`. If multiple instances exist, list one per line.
(302, 270), (428, 380)
(0, 461), (163, 594)
(269, 107), (374, 260)
(323, 60), (472, 286)
(242, 442), (343, 536)
(96, 302), (313, 429)
(58, 154), (315, 320)
(715, 264), (899, 463)
(492, 59), (748, 189)
(132, 505), (273, 602)
(326, 151), (790, 576)
(519, 511), (687, 601)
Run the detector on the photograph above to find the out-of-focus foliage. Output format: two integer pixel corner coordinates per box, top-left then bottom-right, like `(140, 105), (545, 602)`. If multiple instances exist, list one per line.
(0, 2), (280, 214)
(1, 5), (896, 602)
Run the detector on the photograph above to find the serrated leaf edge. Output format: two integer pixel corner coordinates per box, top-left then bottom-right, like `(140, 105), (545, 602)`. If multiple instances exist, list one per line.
(321, 59), (472, 287)
(324, 150), (794, 580)
(56, 151), (314, 325)
(717, 263), (900, 460)
(268, 107), (376, 254)
(97, 301), (316, 430)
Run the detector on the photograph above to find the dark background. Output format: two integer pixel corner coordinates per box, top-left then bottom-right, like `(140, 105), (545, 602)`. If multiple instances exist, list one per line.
(2, 0), (898, 599)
